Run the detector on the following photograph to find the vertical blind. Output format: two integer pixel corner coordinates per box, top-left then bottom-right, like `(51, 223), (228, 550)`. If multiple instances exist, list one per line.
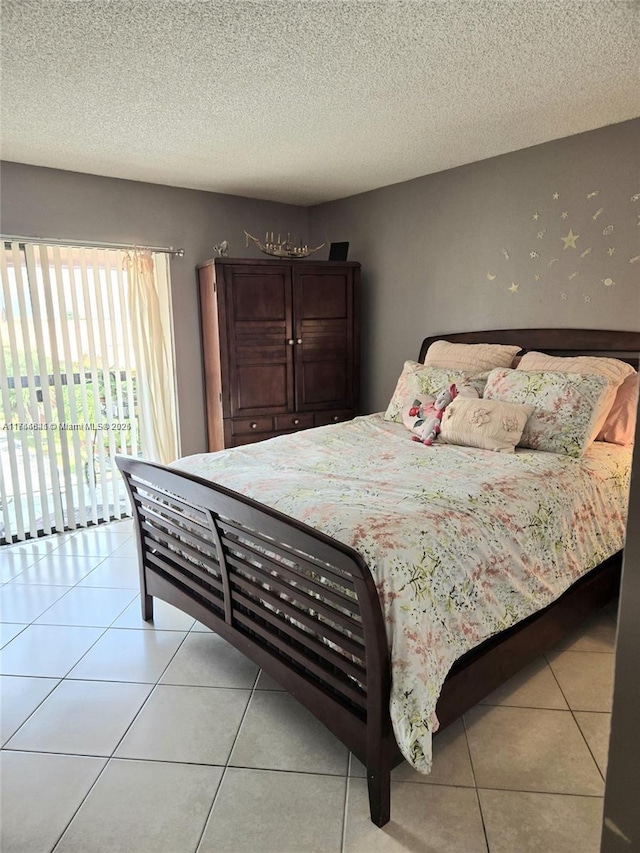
(0, 241), (174, 543)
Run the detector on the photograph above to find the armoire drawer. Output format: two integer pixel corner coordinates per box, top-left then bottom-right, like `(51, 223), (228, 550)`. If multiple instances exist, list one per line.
(232, 416), (274, 436)
(314, 410), (354, 427)
(273, 413), (314, 432)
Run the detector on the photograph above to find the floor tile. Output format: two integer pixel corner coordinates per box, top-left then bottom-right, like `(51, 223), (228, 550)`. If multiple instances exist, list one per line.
(0, 675), (60, 743)
(0, 582), (71, 622)
(2, 532), (73, 557)
(200, 767), (345, 853)
(255, 669), (286, 691)
(351, 718), (475, 788)
(0, 624), (104, 677)
(478, 788), (603, 853)
(115, 684), (250, 764)
(109, 538), (140, 559)
(574, 711), (611, 776)
(160, 631), (259, 688)
(464, 705), (603, 795)
(479, 657), (568, 710)
(0, 621), (27, 648)
(552, 611), (617, 653)
(105, 518), (134, 534)
(6, 679), (152, 756)
(52, 529), (133, 557)
(190, 620), (214, 632)
(34, 585), (137, 627)
(547, 650), (615, 711)
(68, 627), (186, 682)
(10, 552), (103, 585)
(0, 551), (41, 582)
(113, 595), (196, 631)
(55, 758), (222, 853)
(77, 557), (140, 589)
(344, 779), (488, 852)
(230, 691), (349, 776)
(0, 751), (106, 853)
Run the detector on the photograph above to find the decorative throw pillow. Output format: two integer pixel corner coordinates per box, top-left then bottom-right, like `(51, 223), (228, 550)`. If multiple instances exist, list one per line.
(596, 371), (638, 445)
(384, 361), (481, 422)
(484, 368), (611, 457)
(424, 340), (521, 372)
(517, 351), (635, 441)
(439, 397), (535, 453)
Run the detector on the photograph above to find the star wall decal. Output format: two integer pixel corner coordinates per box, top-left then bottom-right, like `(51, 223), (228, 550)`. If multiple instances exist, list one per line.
(602, 278), (616, 287)
(560, 292), (568, 301)
(509, 282), (519, 294)
(533, 212), (540, 221)
(552, 192), (560, 200)
(583, 294), (591, 303)
(561, 229), (580, 249)
(631, 193), (640, 202)
(529, 251), (539, 259)
(607, 247), (615, 256)
(586, 190), (600, 199)
(561, 211), (569, 219)
(534, 274), (541, 281)
(548, 258), (559, 268)
(537, 230), (546, 239)
(630, 255), (640, 264)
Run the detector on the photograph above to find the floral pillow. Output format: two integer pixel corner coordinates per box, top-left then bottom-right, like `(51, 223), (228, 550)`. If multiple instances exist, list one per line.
(439, 397), (535, 453)
(483, 368), (611, 457)
(384, 361), (485, 422)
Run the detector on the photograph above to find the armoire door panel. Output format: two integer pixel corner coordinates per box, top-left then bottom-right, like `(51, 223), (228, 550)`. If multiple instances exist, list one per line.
(230, 271), (291, 321)
(297, 273), (349, 319)
(234, 364), (290, 413)
(297, 362), (348, 408)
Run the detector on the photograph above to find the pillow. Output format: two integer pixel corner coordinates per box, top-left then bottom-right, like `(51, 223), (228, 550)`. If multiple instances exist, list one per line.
(517, 351), (635, 439)
(424, 340), (521, 372)
(439, 397), (535, 453)
(484, 368), (611, 457)
(384, 361), (482, 422)
(597, 371), (638, 445)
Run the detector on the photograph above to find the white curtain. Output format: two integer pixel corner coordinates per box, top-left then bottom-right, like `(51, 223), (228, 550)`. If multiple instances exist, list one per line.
(125, 250), (179, 464)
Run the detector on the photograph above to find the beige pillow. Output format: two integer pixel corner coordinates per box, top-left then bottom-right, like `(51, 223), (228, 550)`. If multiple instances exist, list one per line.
(424, 340), (521, 372)
(439, 397), (535, 453)
(517, 352), (635, 440)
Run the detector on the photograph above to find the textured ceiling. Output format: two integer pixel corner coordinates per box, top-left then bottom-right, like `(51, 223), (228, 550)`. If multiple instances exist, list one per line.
(1, 1), (639, 205)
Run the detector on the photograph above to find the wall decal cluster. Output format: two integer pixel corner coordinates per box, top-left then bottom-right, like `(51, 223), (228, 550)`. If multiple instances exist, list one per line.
(484, 184), (639, 301)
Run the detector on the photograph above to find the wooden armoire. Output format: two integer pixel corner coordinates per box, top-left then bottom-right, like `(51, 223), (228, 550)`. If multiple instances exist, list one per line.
(198, 258), (360, 450)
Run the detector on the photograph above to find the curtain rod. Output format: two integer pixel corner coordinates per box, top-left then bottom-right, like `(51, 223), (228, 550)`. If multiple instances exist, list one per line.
(1, 235), (185, 257)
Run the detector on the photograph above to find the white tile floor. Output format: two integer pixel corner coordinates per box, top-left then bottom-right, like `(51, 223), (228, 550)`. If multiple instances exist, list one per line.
(0, 521), (616, 852)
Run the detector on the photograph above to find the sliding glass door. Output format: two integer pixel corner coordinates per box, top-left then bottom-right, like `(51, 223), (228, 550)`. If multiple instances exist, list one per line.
(0, 242), (145, 543)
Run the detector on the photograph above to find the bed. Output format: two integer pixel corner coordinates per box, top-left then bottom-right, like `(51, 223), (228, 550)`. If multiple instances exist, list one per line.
(116, 328), (639, 827)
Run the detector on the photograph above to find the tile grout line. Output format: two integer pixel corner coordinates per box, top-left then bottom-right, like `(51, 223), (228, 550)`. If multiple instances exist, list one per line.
(544, 651), (609, 784)
(193, 668), (262, 853)
(340, 754), (351, 853)
(462, 714), (491, 853)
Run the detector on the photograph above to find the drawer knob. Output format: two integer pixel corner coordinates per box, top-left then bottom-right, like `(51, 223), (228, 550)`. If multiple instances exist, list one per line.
(287, 339), (295, 346)
(293, 418), (300, 425)
(296, 338), (303, 345)
(333, 415), (339, 422)
(250, 422), (258, 429)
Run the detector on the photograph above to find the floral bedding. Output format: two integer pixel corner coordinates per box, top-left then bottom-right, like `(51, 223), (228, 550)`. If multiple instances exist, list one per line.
(172, 414), (631, 773)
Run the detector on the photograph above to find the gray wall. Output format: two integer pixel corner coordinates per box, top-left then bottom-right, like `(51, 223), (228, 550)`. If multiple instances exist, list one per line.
(309, 118), (640, 413)
(0, 162), (308, 456)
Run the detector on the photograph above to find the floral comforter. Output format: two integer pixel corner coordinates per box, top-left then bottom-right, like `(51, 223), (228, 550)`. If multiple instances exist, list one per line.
(172, 414), (631, 772)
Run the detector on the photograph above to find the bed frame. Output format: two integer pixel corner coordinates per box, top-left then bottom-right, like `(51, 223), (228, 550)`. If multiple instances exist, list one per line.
(116, 328), (639, 827)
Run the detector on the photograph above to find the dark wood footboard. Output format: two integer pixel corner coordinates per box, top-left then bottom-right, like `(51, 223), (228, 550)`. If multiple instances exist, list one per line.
(116, 455), (397, 826)
(117, 454), (622, 827)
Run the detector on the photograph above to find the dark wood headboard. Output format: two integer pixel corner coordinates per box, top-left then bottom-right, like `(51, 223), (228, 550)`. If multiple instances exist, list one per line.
(419, 329), (640, 369)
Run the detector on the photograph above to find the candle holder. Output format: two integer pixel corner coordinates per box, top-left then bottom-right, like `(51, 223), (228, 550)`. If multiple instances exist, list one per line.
(245, 231), (325, 259)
